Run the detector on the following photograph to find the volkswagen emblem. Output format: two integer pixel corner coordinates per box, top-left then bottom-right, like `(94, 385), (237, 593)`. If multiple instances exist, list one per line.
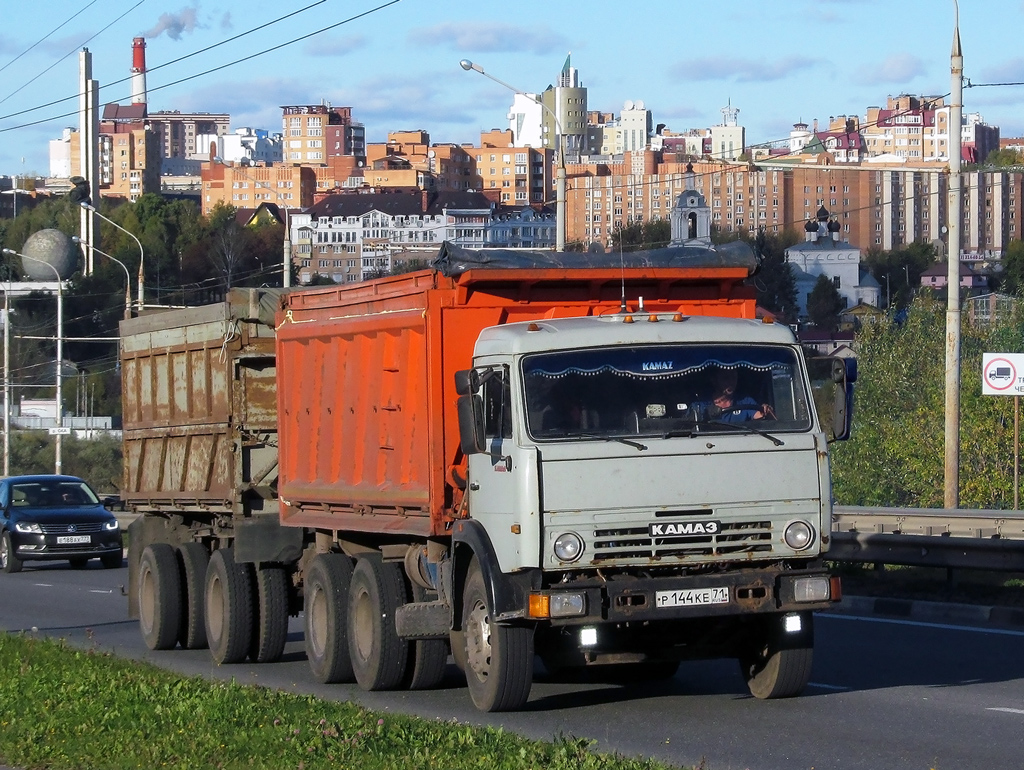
(67, 524), (77, 533)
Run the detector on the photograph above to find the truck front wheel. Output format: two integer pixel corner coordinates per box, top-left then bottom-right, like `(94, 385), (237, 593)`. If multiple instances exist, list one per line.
(739, 612), (814, 699)
(461, 560), (534, 712)
(204, 548), (254, 664)
(347, 555), (408, 690)
(304, 553), (355, 683)
(139, 543), (182, 650)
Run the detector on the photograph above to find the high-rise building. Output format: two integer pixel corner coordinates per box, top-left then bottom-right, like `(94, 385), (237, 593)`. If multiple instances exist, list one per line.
(281, 104), (365, 165)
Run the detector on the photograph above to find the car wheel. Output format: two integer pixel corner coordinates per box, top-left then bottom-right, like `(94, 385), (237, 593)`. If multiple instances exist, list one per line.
(462, 558), (534, 712)
(1, 531), (23, 574)
(304, 553), (355, 684)
(204, 548), (254, 665)
(250, 564), (289, 663)
(138, 543), (182, 650)
(177, 543), (209, 650)
(348, 555), (408, 691)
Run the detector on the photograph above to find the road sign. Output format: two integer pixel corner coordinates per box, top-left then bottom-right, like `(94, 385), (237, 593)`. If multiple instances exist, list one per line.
(47, 426), (71, 435)
(983, 353), (1024, 396)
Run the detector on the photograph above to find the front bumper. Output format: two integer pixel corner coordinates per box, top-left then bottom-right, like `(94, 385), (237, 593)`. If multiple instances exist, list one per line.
(13, 531), (123, 562)
(531, 566), (836, 626)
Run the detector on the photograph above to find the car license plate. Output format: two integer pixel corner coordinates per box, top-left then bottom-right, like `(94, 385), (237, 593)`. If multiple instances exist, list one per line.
(656, 586), (729, 608)
(56, 535), (91, 545)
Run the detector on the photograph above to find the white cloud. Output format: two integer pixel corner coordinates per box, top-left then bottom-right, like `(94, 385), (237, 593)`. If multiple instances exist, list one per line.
(408, 21), (567, 54)
(858, 53), (926, 85)
(670, 56), (819, 83)
(303, 34), (367, 58)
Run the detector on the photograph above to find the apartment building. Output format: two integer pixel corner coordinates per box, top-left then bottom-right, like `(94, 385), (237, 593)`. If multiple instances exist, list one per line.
(98, 104), (162, 200)
(200, 161), (315, 216)
(149, 110), (230, 161)
(562, 149), (1022, 259)
(862, 95), (999, 163)
(281, 104), (365, 165)
(288, 190), (493, 284)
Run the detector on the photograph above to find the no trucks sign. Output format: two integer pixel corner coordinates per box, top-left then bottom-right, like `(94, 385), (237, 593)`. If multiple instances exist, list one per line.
(982, 353), (1024, 396)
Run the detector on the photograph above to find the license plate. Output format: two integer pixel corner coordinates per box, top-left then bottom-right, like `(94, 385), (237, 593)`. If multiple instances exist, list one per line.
(56, 535), (91, 545)
(656, 586), (729, 608)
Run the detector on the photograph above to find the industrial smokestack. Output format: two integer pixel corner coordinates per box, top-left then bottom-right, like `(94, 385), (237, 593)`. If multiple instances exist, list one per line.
(131, 37), (147, 105)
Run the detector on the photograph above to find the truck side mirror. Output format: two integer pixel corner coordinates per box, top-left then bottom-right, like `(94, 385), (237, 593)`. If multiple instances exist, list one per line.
(454, 369), (477, 396)
(457, 394), (486, 454)
(808, 356), (856, 442)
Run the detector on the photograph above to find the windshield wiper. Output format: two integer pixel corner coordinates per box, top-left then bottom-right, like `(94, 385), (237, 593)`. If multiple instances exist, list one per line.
(577, 432), (648, 451)
(698, 420), (785, 446)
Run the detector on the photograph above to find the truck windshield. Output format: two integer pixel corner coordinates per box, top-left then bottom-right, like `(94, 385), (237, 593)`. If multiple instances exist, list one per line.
(522, 344), (813, 441)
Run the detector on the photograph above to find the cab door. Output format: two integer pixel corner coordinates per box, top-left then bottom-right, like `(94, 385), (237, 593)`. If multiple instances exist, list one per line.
(465, 365), (539, 571)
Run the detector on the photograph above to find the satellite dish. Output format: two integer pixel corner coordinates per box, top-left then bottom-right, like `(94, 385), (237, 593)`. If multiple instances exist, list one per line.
(635, 100), (645, 111)
(623, 100), (634, 111)
(427, 150), (435, 158)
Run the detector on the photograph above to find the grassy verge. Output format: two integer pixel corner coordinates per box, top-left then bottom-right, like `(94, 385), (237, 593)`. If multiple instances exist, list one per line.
(0, 633), (688, 770)
(831, 562), (1024, 608)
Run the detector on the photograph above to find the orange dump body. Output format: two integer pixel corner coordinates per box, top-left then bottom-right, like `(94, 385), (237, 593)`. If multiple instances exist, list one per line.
(275, 265), (756, 539)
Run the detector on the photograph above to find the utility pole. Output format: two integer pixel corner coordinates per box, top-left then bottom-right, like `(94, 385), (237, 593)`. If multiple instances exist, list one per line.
(945, 5), (963, 509)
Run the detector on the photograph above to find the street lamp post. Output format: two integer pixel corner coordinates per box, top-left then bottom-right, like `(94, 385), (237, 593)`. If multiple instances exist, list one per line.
(78, 202), (145, 309)
(884, 273), (890, 309)
(213, 157), (292, 287)
(72, 236), (132, 318)
(2, 248), (64, 475)
(459, 59), (566, 252)
(1, 188), (30, 218)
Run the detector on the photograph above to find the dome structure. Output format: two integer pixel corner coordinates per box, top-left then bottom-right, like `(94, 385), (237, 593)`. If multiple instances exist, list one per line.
(20, 229), (76, 280)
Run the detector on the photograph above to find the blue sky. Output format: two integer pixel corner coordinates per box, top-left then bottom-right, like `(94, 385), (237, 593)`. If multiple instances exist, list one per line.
(1, 0), (1023, 178)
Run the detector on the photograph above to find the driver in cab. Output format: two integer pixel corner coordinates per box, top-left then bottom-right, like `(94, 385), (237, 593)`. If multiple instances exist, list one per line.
(697, 369), (773, 423)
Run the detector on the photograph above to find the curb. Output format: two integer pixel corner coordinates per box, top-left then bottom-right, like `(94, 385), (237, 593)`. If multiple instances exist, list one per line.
(828, 594), (1024, 628)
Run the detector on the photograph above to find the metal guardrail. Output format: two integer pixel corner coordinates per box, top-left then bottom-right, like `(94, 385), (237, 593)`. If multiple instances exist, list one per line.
(830, 505), (1024, 571)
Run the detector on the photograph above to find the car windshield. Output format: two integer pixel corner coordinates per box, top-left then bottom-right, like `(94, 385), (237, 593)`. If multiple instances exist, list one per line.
(10, 481), (100, 508)
(522, 344), (813, 441)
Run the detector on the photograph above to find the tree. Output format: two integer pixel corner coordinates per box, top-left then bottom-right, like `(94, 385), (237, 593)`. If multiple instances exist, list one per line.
(1000, 239), (1024, 295)
(610, 219), (671, 251)
(748, 228), (799, 322)
(806, 273), (845, 330)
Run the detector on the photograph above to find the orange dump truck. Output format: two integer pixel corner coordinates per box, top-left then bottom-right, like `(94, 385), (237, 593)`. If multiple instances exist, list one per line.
(125, 243), (853, 713)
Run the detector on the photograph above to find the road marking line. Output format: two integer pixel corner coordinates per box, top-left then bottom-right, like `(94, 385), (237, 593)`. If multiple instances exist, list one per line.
(823, 613), (1024, 637)
(986, 708), (1024, 715)
(808, 682), (849, 691)
(88, 589), (113, 594)
(33, 583), (54, 587)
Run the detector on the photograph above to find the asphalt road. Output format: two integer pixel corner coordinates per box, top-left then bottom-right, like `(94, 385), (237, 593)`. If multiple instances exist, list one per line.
(2, 560), (1024, 770)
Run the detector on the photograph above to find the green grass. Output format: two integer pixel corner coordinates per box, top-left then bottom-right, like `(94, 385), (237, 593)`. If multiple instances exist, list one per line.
(0, 633), (689, 770)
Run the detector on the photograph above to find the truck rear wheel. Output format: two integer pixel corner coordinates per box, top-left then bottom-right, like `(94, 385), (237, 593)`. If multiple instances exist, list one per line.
(739, 612), (814, 699)
(348, 555), (408, 690)
(204, 548), (254, 664)
(251, 565), (289, 663)
(461, 559), (534, 712)
(404, 582), (448, 690)
(177, 543), (209, 650)
(138, 543), (182, 650)
(304, 553), (355, 683)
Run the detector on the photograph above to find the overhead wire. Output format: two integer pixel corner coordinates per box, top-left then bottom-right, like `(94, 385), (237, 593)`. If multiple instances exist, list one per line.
(0, 0), (101, 76)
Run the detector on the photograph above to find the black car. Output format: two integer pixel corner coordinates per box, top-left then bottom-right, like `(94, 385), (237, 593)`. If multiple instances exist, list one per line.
(0, 475), (123, 573)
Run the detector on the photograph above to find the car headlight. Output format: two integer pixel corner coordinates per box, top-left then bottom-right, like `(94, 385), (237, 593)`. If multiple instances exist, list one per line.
(553, 532), (584, 563)
(14, 522), (42, 534)
(104, 519), (120, 531)
(784, 520), (814, 550)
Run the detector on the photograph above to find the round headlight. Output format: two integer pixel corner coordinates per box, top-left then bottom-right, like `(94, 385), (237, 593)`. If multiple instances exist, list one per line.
(784, 521), (814, 551)
(553, 532), (584, 563)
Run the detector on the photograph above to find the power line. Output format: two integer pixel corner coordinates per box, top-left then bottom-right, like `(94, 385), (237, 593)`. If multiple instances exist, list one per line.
(0, 0), (101, 76)
(0, 0), (402, 133)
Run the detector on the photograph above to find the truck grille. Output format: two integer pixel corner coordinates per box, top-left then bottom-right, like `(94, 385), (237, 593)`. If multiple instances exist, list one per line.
(591, 520), (773, 562)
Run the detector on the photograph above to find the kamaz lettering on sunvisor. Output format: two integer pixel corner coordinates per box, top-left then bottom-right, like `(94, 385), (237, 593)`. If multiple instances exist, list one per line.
(642, 361), (674, 372)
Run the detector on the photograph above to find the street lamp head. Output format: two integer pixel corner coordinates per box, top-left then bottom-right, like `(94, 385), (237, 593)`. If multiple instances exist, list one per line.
(213, 155), (225, 165)
(459, 59), (481, 73)
(78, 200), (96, 212)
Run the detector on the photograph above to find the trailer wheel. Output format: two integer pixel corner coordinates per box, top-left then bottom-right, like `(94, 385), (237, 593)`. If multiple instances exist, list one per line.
(177, 543), (209, 650)
(304, 553), (355, 683)
(461, 559), (534, 712)
(739, 612), (814, 699)
(348, 555), (408, 691)
(138, 543), (182, 650)
(403, 582), (449, 690)
(204, 548), (254, 664)
(251, 564), (289, 663)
